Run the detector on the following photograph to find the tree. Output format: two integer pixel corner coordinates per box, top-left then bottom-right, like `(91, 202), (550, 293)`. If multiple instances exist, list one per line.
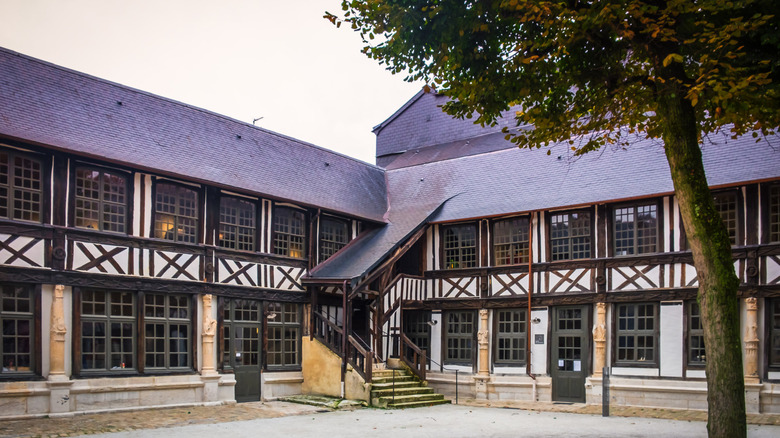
(328, 1), (779, 436)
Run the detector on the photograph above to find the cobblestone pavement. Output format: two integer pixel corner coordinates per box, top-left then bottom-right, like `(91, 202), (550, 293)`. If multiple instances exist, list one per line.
(0, 399), (778, 438)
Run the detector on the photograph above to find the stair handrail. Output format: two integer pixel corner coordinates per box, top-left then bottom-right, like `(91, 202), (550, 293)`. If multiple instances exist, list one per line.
(399, 332), (426, 382)
(312, 310), (343, 357)
(347, 333), (373, 382)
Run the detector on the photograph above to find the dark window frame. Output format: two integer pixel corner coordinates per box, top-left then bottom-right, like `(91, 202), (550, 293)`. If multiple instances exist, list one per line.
(681, 188), (743, 249)
(319, 216), (350, 263)
(443, 310), (476, 366)
(547, 209), (593, 261)
(768, 298), (780, 371)
(0, 283), (40, 378)
(613, 302), (659, 367)
(0, 148), (46, 224)
(143, 293), (192, 371)
(611, 200), (660, 257)
(266, 302), (301, 370)
(492, 216), (530, 266)
(218, 196), (257, 252)
(272, 205), (307, 259)
(79, 289), (136, 373)
(152, 179), (202, 244)
(493, 308), (527, 367)
(71, 165), (131, 234)
(441, 223), (478, 270)
(764, 183), (780, 244)
(687, 301), (706, 368)
(221, 298), (262, 372)
(403, 310), (432, 363)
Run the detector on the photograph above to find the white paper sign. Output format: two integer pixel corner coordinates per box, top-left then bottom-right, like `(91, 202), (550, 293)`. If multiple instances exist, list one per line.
(573, 360), (581, 372)
(558, 359), (564, 368)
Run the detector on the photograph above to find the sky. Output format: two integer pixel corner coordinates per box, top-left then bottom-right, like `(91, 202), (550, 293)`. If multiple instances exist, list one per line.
(0, 0), (425, 164)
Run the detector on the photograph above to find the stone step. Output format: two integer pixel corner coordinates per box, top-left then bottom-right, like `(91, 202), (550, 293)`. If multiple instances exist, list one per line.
(371, 386), (434, 398)
(372, 369), (411, 378)
(370, 381), (421, 391)
(387, 398), (451, 409)
(380, 393), (445, 405)
(371, 375), (416, 384)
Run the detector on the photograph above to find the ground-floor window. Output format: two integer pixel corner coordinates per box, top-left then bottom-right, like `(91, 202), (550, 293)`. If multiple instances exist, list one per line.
(770, 299), (780, 369)
(615, 302), (657, 366)
(687, 301), (706, 366)
(75, 289), (192, 375)
(494, 308), (526, 366)
(444, 310), (475, 365)
(1, 283), (35, 375)
(266, 302), (300, 368)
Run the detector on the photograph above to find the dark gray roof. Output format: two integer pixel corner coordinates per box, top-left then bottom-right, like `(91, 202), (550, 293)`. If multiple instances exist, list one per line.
(309, 128), (780, 281)
(0, 47), (387, 222)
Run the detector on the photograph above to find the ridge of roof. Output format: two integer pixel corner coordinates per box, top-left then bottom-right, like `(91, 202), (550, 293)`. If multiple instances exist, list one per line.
(372, 88), (428, 135)
(0, 46), (383, 171)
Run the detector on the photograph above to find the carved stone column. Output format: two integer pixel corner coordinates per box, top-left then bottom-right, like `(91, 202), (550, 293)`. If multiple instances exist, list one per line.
(744, 297), (759, 383)
(474, 309), (490, 400)
(201, 294), (217, 374)
(49, 284), (67, 378)
(592, 303), (607, 377)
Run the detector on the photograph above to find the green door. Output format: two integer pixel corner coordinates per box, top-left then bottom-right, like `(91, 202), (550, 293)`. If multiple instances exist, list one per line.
(551, 305), (589, 402)
(223, 299), (262, 402)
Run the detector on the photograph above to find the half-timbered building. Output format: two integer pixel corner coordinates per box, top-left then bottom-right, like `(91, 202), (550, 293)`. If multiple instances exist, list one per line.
(1, 47), (779, 417)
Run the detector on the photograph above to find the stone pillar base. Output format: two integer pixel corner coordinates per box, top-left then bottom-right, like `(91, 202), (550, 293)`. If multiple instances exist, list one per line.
(47, 377), (74, 415)
(745, 381), (762, 414)
(474, 375), (489, 400)
(202, 374), (222, 403)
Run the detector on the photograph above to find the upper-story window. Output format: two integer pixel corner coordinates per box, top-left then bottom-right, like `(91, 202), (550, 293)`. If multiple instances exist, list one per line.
(74, 168), (128, 233)
(549, 211), (591, 261)
(219, 197), (256, 252)
(442, 224), (477, 269)
(770, 184), (780, 243)
(154, 182), (199, 244)
(493, 217), (529, 266)
(273, 206), (306, 258)
(613, 202), (658, 256)
(713, 191), (739, 245)
(319, 217), (349, 262)
(0, 150), (43, 223)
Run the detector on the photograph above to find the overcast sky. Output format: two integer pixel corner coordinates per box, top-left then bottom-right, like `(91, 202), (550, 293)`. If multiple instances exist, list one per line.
(0, 0), (425, 164)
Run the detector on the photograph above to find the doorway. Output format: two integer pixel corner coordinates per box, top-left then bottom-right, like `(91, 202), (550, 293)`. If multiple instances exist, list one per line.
(551, 305), (590, 402)
(223, 299), (263, 402)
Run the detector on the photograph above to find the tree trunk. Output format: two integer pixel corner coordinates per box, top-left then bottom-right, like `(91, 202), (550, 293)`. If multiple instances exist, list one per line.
(658, 91), (746, 437)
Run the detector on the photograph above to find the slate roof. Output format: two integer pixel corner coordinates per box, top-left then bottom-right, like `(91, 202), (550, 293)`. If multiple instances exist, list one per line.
(309, 126), (780, 283)
(0, 47), (387, 223)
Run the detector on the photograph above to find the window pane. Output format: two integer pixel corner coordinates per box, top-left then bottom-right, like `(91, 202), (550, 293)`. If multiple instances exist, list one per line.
(219, 197), (256, 251)
(443, 224), (477, 269)
(273, 207), (306, 258)
(713, 192), (738, 245)
(770, 185), (780, 243)
(2, 284), (34, 373)
(493, 217), (529, 266)
(616, 303), (657, 365)
(551, 212), (590, 260)
(0, 151), (42, 222)
(319, 217), (349, 262)
(155, 183), (198, 243)
(266, 302), (300, 367)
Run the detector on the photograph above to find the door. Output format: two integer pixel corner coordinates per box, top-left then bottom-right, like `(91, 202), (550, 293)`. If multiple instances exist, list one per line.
(223, 299), (262, 402)
(551, 305), (589, 402)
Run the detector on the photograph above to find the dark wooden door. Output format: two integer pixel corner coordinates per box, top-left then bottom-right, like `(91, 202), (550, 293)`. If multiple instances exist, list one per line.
(231, 323), (261, 402)
(551, 305), (589, 402)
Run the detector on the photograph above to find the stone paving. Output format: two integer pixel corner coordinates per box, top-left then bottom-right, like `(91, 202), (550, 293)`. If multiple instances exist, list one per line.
(0, 398), (778, 438)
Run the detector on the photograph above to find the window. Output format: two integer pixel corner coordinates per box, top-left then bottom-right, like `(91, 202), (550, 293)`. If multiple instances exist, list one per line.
(404, 310), (431, 359)
(613, 203), (658, 256)
(0, 150), (43, 222)
(445, 311), (475, 364)
(273, 207), (306, 258)
(443, 224), (477, 269)
(770, 185), (780, 243)
(219, 197), (256, 251)
(549, 211), (591, 261)
(154, 182), (199, 243)
(713, 191), (739, 245)
(615, 303), (657, 365)
(494, 309), (526, 366)
(81, 290), (135, 371)
(1, 284), (34, 374)
(319, 217), (349, 262)
(688, 302), (706, 366)
(493, 217), (529, 266)
(74, 168), (128, 233)
(222, 299), (261, 370)
(770, 300), (780, 368)
(144, 294), (191, 370)
(266, 302), (301, 368)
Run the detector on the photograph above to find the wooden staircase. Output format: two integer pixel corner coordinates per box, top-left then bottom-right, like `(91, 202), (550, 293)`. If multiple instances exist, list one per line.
(370, 368), (450, 408)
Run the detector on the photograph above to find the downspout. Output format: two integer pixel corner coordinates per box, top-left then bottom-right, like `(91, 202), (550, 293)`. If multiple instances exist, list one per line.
(527, 212), (537, 401)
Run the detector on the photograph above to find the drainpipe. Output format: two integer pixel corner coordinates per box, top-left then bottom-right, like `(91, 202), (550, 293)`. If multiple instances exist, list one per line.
(527, 213), (537, 401)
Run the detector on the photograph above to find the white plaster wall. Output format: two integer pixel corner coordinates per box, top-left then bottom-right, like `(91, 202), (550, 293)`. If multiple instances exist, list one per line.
(143, 174), (153, 238)
(530, 307), (548, 376)
(660, 301), (683, 378)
